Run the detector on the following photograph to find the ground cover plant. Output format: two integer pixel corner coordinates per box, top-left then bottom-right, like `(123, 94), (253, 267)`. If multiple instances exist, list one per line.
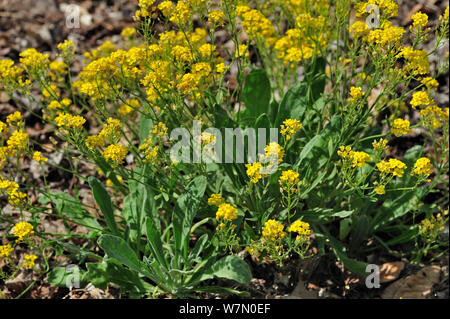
(0, 0), (449, 299)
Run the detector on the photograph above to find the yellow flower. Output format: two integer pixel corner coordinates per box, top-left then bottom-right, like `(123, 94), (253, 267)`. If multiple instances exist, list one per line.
(208, 10), (225, 25)
(391, 118), (412, 136)
(169, 0), (191, 25)
(412, 157), (433, 177)
(281, 119), (302, 141)
(420, 77), (439, 90)
(372, 138), (388, 152)
(376, 158), (407, 177)
(121, 27), (136, 38)
(279, 170), (299, 192)
(151, 122), (167, 137)
(245, 162), (262, 183)
(12, 222), (34, 242)
(410, 91), (433, 109)
(288, 220), (312, 239)
(0, 244), (13, 258)
(54, 112), (86, 130)
(85, 135), (105, 150)
(208, 193), (225, 206)
(235, 44), (249, 58)
(19, 48), (49, 71)
(375, 184), (386, 195)
(351, 151), (372, 168)
(8, 191), (27, 209)
(264, 142), (284, 165)
(57, 40), (75, 56)
(397, 47), (430, 76)
(6, 111), (23, 126)
(411, 12), (428, 29)
(349, 21), (370, 39)
(99, 117), (122, 141)
(22, 254), (37, 269)
(262, 219), (285, 242)
(337, 145), (354, 160)
(33, 151), (48, 163)
(7, 129), (29, 153)
(102, 144), (128, 165)
(139, 136), (158, 162)
(216, 203), (238, 222)
(158, 0), (173, 16)
(349, 86), (364, 102)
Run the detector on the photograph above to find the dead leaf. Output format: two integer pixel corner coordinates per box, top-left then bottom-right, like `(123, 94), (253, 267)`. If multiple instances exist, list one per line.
(380, 261), (405, 283)
(381, 265), (441, 299)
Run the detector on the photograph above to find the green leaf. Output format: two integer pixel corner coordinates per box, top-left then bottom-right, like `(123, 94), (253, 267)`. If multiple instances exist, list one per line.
(145, 218), (169, 270)
(98, 234), (148, 276)
(88, 177), (120, 236)
(320, 226), (368, 275)
(47, 266), (84, 287)
(83, 261), (153, 294)
(241, 69), (271, 118)
(173, 176), (207, 258)
(202, 255), (252, 284)
(139, 115), (153, 143)
(275, 81), (308, 127)
(39, 192), (101, 231)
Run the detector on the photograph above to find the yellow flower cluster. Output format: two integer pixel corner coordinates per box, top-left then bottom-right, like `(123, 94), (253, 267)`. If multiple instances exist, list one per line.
(349, 86), (365, 102)
(33, 151), (48, 163)
(208, 10), (225, 25)
(208, 193), (225, 206)
(121, 27), (136, 38)
(337, 145), (354, 160)
(376, 158), (407, 177)
(6, 111), (23, 126)
(280, 119), (302, 141)
(139, 136), (158, 162)
(410, 91), (433, 109)
(355, 0), (398, 19)
(397, 47), (430, 76)
(262, 219), (285, 242)
(22, 254), (37, 270)
(19, 48), (49, 71)
(288, 220), (312, 240)
(412, 157), (433, 177)
(99, 117), (122, 142)
(245, 162), (262, 183)
(420, 77), (439, 90)
(391, 118), (411, 136)
(236, 6), (274, 40)
(118, 99), (140, 116)
(57, 40), (75, 57)
(374, 184), (386, 195)
(0, 178), (27, 208)
(419, 210), (448, 240)
(86, 135), (106, 150)
(102, 144), (128, 165)
(0, 244), (13, 258)
(279, 170), (299, 193)
(264, 142), (284, 165)
(151, 122), (168, 137)
(12, 222), (34, 242)
(6, 129), (29, 155)
(411, 12), (428, 29)
(372, 138), (388, 152)
(54, 112), (86, 130)
(216, 203), (238, 222)
(367, 21), (405, 46)
(351, 151), (372, 168)
(349, 21), (370, 40)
